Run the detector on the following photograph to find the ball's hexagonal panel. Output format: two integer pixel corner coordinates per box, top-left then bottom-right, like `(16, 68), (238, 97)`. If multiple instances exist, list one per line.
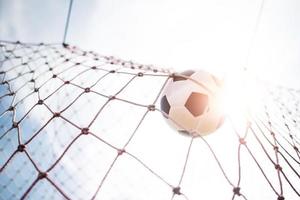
(163, 79), (207, 107)
(169, 106), (198, 131)
(160, 95), (171, 116)
(184, 92), (208, 117)
(173, 70), (195, 82)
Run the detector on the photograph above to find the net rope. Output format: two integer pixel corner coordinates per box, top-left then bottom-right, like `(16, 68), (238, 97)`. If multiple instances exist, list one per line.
(0, 41), (299, 200)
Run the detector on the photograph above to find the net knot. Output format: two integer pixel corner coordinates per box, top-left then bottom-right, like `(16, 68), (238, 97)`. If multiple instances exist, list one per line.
(233, 187), (241, 196)
(84, 88), (91, 93)
(172, 187), (181, 195)
(239, 138), (246, 145)
(12, 122), (18, 128)
(277, 196), (285, 200)
(137, 72), (144, 77)
(117, 149), (126, 156)
(53, 112), (61, 118)
(38, 172), (47, 179)
(64, 81), (70, 84)
(148, 105), (155, 111)
(109, 95), (116, 101)
(34, 88), (39, 92)
(81, 128), (89, 135)
(271, 131), (275, 136)
(273, 146), (279, 151)
(91, 66), (97, 70)
(37, 100), (44, 105)
(294, 146), (299, 151)
(109, 70), (116, 73)
(52, 74), (57, 78)
(49, 68), (53, 71)
(275, 164), (282, 171)
(17, 144), (26, 152)
(8, 106), (14, 111)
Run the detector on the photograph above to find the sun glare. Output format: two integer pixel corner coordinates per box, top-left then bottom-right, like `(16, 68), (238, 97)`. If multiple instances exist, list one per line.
(220, 69), (263, 129)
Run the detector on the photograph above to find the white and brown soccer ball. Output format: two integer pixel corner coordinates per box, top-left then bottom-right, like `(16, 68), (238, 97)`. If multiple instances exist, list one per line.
(160, 70), (224, 136)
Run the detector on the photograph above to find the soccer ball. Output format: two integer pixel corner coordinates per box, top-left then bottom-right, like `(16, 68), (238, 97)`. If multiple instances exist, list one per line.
(160, 70), (224, 136)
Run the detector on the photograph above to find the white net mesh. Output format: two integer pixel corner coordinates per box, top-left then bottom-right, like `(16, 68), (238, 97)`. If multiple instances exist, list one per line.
(0, 41), (299, 200)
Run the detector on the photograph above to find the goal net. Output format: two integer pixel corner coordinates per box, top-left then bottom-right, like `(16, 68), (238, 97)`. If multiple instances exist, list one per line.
(0, 41), (299, 200)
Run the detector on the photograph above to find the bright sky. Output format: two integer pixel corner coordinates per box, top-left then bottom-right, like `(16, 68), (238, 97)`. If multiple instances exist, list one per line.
(1, 0), (300, 87)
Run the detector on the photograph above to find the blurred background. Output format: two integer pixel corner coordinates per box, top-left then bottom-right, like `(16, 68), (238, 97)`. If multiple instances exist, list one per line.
(1, 0), (300, 87)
